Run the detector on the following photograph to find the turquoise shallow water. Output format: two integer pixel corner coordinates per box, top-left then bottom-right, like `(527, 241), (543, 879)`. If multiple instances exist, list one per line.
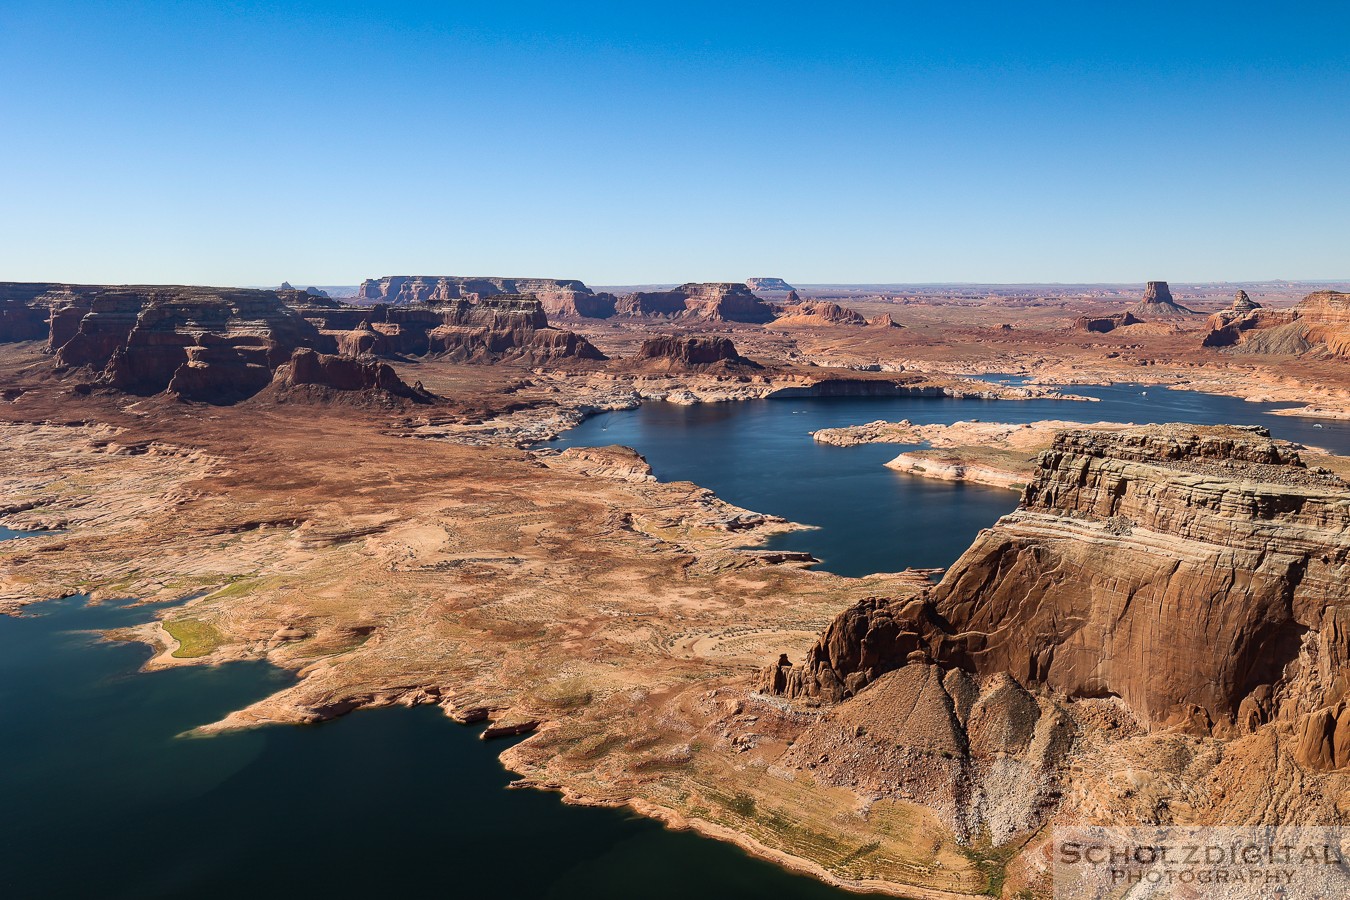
(5, 385), (1349, 898)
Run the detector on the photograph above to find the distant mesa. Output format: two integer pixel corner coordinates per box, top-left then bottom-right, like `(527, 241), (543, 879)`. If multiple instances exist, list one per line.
(745, 277), (795, 293)
(278, 281), (331, 299)
(356, 275), (617, 319)
(772, 294), (869, 327)
(1074, 311), (1141, 333)
(615, 282), (775, 323)
(1128, 280), (1196, 317)
(868, 313), (903, 328)
(357, 276), (784, 324)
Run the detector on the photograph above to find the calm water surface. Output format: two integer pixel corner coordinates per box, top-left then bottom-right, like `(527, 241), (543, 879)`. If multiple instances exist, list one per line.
(5, 385), (1348, 898)
(0, 592), (881, 898)
(548, 384), (1350, 576)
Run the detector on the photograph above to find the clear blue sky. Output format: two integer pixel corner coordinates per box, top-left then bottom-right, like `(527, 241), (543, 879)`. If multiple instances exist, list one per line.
(2, 1), (1347, 286)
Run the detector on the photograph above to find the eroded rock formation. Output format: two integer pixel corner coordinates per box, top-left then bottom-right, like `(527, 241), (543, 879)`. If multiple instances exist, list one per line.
(1074, 311), (1141, 333)
(265, 348), (429, 403)
(0, 283), (57, 342)
(356, 275), (617, 318)
(616, 283), (775, 323)
(6, 282), (603, 402)
(765, 425), (1350, 768)
(772, 296), (869, 327)
(1129, 280), (1196, 317)
(45, 285), (329, 402)
(633, 335), (761, 371)
(1204, 290), (1350, 357)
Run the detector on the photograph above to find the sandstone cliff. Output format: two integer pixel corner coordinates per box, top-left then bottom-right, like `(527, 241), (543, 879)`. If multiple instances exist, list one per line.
(356, 275), (617, 319)
(1204, 289), (1350, 357)
(759, 424), (1350, 844)
(44, 285), (330, 403)
(616, 283), (775, 323)
(1074, 311), (1141, 333)
(769, 426), (1350, 738)
(632, 335), (761, 372)
(745, 277), (795, 293)
(289, 294), (605, 364)
(0, 283), (58, 342)
(771, 296), (869, 327)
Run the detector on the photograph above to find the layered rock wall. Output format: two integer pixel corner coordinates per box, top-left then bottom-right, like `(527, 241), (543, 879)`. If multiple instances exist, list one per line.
(764, 425), (1350, 771)
(616, 283), (775, 323)
(1203, 290), (1350, 357)
(356, 275), (617, 318)
(634, 335), (758, 369)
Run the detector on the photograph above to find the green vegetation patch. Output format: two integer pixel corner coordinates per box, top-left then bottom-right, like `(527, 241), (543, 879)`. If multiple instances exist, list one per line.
(165, 619), (224, 658)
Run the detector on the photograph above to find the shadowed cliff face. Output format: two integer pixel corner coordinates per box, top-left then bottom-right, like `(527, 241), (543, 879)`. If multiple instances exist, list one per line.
(293, 294), (606, 364)
(632, 335), (761, 371)
(765, 425), (1350, 770)
(42, 286), (329, 402)
(0, 283), (606, 403)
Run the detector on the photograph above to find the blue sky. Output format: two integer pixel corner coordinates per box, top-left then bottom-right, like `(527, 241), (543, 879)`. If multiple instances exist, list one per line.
(2, 1), (1347, 285)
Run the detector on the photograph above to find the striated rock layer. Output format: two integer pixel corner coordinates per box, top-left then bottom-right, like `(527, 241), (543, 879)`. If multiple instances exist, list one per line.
(356, 275), (618, 318)
(616, 283), (775, 323)
(5, 283), (605, 403)
(632, 335), (761, 372)
(766, 425), (1350, 765)
(46, 285), (329, 402)
(771, 294), (869, 327)
(757, 423), (1350, 851)
(1204, 289), (1350, 357)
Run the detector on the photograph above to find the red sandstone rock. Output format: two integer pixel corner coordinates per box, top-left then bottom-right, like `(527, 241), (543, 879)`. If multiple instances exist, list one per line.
(1074, 311), (1141, 333)
(268, 348), (427, 401)
(633, 335), (760, 370)
(772, 298), (869, 327)
(1128, 280), (1196, 317)
(356, 275), (617, 319)
(765, 425), (1350, 768)
(615, 283), (775, 323)
(1204, 290), (1350, 357)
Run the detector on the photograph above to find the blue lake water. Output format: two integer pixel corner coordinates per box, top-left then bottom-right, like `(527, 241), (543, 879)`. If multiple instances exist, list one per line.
(4, 383), (1349, 898)
(548, 383), (1350, 576)
(0, 599), (884, 899)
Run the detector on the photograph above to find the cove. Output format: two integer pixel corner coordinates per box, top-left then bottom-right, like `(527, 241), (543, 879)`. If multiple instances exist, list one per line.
(547, 384), (1350, 576)
(0, 592), (888, 900)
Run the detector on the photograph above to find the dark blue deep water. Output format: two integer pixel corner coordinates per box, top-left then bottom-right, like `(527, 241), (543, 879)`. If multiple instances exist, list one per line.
(5, 384), (1349, 898)
(0, 577), (880, 899)
(548, 384), (1350, 576)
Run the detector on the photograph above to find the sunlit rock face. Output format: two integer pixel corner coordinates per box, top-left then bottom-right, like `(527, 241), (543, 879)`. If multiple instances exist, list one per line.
(615, 283), (775, 323)
(767, 425), (1350, 760)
